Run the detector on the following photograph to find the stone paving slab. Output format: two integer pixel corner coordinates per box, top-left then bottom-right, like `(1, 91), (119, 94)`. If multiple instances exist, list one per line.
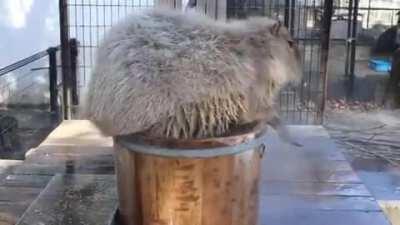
(347, 157), (400, 201)
(0, 160), (23, 175)
(0, 186), (43, 225)
(0, 201), (26, 225)
(263, 127), (360, 183)
(0, 187), (42, 202)
(261, 195), (381, 211)
(0, 174), (52, 188)
(259, 209), (390, 225)
(16, 174), (118, 225)
(10, 163), (114, 175)
(259, 126), (391, 225)
(40, 120), (112, 147)
(262, 181), (371, 196)
(3, 121), (392, 225)
(24, 153), (114, 169)
(25, 146), (113, 159)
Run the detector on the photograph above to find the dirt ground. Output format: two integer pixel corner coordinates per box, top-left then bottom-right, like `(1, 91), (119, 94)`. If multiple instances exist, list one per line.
(325, 107), (400, 166)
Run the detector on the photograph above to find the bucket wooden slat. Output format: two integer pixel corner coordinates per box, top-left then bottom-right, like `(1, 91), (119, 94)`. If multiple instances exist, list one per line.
(114, 125), (266, 225)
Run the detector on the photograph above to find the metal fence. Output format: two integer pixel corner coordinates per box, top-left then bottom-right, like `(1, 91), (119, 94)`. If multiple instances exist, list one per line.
(66, 0), (154, 89)
(0, 47), (62, 153)
(60, 0), (400, 124)
(226, 0), (400, 120)
(226, 0), (330, 124)
(332, 2), (400, 99)
(63, 0), (329, 124)
(0, 47), (61, 110)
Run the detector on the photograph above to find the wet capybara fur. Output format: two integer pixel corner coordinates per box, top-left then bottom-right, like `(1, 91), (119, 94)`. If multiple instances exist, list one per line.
(84, 9), (302, 139)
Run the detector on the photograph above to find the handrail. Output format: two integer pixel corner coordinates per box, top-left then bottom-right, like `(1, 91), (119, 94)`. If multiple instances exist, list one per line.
(0, 40), (79, 116)
(0, 46), (60, 77)
(0, 45), (61, 112)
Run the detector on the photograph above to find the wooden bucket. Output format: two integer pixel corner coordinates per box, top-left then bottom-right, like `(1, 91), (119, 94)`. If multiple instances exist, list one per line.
(113, 124), (267, 225)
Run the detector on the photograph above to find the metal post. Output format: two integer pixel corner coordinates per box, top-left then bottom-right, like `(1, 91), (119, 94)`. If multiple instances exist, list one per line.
(348, 0), (359, 97)
(70, 39), (79, 106)
(397, 11), (400, 25)
(290, 0), (295, 35)
(47, 48), (58, 112)
(319, 0), (334, 124)
(366, 0), (371, 29)
(344, 0), (353, 78)
(59, 0), (72, 120)
(284, 0), (290, 27)
(384, 49), (400, 107)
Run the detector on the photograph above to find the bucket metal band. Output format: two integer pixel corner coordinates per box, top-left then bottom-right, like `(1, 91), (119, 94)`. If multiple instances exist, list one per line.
(114, 132), (268, 158)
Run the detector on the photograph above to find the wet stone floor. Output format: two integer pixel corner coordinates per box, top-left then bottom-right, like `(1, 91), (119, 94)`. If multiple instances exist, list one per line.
(1, 120), (397, 225)
(16, 174), (118, 225)
(326, 110), (400, 201)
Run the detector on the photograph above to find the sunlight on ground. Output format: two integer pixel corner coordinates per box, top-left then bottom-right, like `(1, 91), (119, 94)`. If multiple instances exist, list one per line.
(380, 201), (400, 225)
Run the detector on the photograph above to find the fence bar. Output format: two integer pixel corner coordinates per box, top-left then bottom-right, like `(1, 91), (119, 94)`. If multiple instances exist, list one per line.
(59, 0), (72, 119)
(47, 48), (59, 112)
(290, 0), (295, 35)
(284, 0), (290, 27)
(70, 39), (79, 106)
(344, 0), (353, 80)
(348, 0), (359, 97)
(0, 50), (49, 77)
(384, 49), (400, 107)
(366, 0), (371, 28)
(319, 0), (334, 124)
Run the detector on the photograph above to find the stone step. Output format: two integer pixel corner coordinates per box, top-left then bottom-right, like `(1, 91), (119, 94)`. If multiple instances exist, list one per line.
(0, 160), (23, 174)
(24, 152), (114, 168)
(16, 146), (115, 176)
(0, 174), (52, 188)
(10, 162), (114, 176)
(25, 146), (113, 159)
(39, 120), (112, 147)
(16, 174), (118, 225)
(0, 160), (24, 182)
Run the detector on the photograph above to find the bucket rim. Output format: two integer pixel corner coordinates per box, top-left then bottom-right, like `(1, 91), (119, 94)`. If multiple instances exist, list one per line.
(113, 122), (268, 158)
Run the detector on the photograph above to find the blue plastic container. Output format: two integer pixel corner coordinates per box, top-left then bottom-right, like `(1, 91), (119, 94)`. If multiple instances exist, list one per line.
(369, 59), (392, 72)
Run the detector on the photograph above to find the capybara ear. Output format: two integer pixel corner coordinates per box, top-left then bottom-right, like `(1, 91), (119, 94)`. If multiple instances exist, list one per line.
(268, 20), (293, 42)
(270, 20), (282, 36)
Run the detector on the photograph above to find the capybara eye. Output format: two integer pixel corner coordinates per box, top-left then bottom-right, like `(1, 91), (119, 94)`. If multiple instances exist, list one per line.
(287, 40), (294, 48)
